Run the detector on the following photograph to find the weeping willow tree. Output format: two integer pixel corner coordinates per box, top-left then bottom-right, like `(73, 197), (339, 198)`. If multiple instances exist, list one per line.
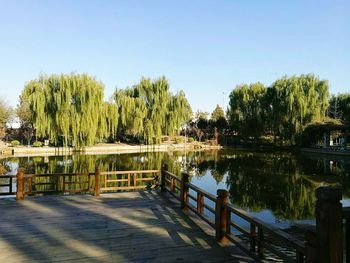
(114, 77), (192, 144)
(100, 102), (119, 141)
(21, 73), (106, 147)
(271, 74), (329, 143)
(227, 74), (330, 144)
(227, 82), (268, 139)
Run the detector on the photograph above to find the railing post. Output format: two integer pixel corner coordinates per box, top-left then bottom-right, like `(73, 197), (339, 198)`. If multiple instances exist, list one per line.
(346, 218), (350, 263)
(305, 229), (317, 263)
(315, 186), (342, 263)
(94, 167), (101, 197)
(257, 227), (264, 258)
(161, 164), (168, 193)
(180, 173), (189, 210)
(9, 176), (13, 194)
(16, 168), (25, 201)
(171, 178), (175, 192)
(215, 189), (229, 242)
(250, 223), (256, 252)
(197, 192), (204, 214)
(296, 251), (305, 263)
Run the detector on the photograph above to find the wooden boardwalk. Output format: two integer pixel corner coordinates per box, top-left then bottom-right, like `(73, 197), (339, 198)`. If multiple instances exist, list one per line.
(0, 191), (254, 263)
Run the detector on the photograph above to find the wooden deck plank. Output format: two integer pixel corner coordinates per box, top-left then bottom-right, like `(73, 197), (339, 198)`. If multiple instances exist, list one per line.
(0, 191), (254, 262)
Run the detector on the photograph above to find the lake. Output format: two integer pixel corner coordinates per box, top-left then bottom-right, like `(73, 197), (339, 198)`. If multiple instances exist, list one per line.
(1, 148), (350, 229)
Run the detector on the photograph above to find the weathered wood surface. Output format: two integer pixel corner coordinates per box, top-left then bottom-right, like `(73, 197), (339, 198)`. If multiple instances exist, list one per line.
(0, 191), (254, 263)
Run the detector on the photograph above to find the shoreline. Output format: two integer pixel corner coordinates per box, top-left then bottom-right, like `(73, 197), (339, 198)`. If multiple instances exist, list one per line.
(0, 143), (222, 157)
(223, 144), (350, 157)
(3, 142), (350, 158)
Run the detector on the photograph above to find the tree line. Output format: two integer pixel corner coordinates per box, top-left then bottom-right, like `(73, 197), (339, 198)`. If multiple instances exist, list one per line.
(1, 72), (349, 148)
(13, 73), (192, 147)
(226, 74), (350, 145)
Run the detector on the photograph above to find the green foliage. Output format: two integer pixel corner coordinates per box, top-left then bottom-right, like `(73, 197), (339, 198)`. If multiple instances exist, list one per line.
(188, 137), (195, 143)
(11, 140), (20, 147)
(0, 98), (13, 139)
(22, 73), (106, 147)
(300, 118), (343, 146)
(195, 111), (210, 130)
(210, 104), (228, 130)
(327, 93), (350, 124)
(175, 137), (183, 144)
(114, 77), (192, 144)
(228, 82), (267, 138)
(20, 74), (192, 147)
(211, 104), (225, 121)
(32, 141), (43, 147)
(17, 93), (35, 145)
(162, 136), (170, 142)
(227, 74), (330, 144)
(271, 74), (329, 143)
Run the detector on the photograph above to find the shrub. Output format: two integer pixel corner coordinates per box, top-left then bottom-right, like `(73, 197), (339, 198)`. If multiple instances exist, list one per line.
(32, 141), (43, 147)
(162, 136), (170, 142)
(10, 140), (20, 147)
(175, 137), (183, 144)
(188, 137), (195, 143)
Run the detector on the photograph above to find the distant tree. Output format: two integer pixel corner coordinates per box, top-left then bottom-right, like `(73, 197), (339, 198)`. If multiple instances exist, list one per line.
(327, 93), (350, 124)
(271, 74), (329, 143)
(210, 104), (227, 131)
(227, 82), (267, 139)
(0, 98), (12, 140)
(114, 77), (192, 144)
(21, 73), (106, 147)
(226, 74), (330, 145)
(211, 105), (225, 121)
(327, 95), (342, 120)
(17, 94), (35, 145)
(195, 111), (209, 130)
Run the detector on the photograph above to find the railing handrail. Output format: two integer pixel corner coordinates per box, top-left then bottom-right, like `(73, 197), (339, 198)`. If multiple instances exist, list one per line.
(22, 170), (161, 178)
(24, 172), (95, 178)
(0, 175), (16, 178)
(101, 170), (160, 175)
(226, 203), (306, 253)
(186, 182), (216, 202)
(163, 170), (181, 182)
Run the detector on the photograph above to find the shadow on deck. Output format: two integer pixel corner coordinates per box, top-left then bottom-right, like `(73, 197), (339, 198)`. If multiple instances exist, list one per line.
(0, 191), (254, 263)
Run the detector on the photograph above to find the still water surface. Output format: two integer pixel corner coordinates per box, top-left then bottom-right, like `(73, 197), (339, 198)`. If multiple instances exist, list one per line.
(1, 148), (350, 229)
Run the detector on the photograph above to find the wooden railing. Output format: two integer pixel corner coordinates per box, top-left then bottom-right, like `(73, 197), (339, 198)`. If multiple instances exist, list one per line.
(13, 168), (161, 200)
(0, 175), (15, 196)
(343, 207), (350, 263)
(161, 168), (306, 262)
(1, 166), (348, 262)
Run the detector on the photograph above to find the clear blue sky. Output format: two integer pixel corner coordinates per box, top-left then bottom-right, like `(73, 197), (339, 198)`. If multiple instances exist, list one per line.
(0, 0), (349, 113)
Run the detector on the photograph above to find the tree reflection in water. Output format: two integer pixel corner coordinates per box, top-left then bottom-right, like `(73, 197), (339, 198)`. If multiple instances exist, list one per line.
(1, 149), (350, 221)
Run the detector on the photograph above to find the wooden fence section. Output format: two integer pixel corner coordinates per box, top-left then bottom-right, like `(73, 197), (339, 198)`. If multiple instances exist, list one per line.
(0, 175), (14, 196)
(14, 168), (161, 199)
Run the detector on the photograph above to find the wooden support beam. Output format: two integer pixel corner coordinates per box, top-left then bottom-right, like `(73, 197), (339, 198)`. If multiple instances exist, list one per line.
(161, 164), (168, 193)
(180, 173), (189, 210)
(315, 186), (342, 263)
(215, 189), (229, 242)
(250, 223), (256, 252)
(257, 227), (264, 258)
(197, 192), (204, 214)
(94, 167), (101, 197)
(16, 168), (25, 201)
(9, 176), (13, 194)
